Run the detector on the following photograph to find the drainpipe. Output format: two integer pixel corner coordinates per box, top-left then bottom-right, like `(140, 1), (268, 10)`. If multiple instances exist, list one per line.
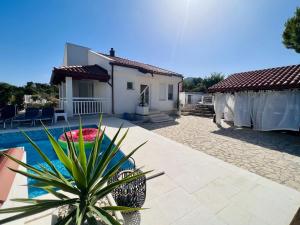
(111, 64), (115, 114)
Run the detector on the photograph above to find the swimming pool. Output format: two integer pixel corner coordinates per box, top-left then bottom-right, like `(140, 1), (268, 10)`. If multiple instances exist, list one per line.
(0, 125), (133, 198)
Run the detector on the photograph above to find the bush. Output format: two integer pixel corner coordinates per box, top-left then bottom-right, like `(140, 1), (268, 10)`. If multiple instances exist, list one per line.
(0, 82), (58, 111)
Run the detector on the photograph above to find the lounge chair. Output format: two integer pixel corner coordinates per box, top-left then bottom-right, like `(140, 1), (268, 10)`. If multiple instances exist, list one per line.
(35, 107), (54, 124)
(0, 105), (16, 128)
(13, 108), (39, 127)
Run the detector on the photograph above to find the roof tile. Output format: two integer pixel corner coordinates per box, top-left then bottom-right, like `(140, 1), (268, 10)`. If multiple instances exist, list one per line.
(50, 65), (110, 85)
(208, 64), (300, 92)
(100, 53), (183, 77)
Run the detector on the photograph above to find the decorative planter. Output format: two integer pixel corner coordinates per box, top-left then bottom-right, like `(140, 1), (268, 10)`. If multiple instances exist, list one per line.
(51, 194), (124, 225)
(136, 105), (149, 115)
(108, 169), (146, 208)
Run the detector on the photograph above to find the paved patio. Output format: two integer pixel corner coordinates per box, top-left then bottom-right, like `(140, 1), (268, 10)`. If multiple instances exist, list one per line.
(105, 117), (300, 225)
(139, 115), (300, 192)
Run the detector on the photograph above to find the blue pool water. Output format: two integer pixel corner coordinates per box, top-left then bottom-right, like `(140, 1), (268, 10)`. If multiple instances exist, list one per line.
(0, 125), (133, 198)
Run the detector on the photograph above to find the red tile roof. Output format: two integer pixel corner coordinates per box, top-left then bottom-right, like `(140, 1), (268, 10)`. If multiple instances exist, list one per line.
(50, 65), (110, 85)
(101, 53), (183, 77)
(208, 64), (300, 93)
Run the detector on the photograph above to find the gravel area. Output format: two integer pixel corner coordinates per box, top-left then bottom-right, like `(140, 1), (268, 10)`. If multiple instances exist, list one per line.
(139, 115), (300, 191)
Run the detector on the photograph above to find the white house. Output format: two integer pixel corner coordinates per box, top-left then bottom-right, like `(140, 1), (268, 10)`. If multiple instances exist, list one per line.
(209, 64), (300, 131)
(179, 92), (204, 106)
(50, 43), (183, 117)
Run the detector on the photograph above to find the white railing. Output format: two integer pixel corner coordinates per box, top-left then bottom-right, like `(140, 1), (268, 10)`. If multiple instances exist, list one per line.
(72, 97), (110, 115)
(59, 97), (111, 115)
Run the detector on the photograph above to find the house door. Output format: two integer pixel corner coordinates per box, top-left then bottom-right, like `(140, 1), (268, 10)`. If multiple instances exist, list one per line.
(140, 84), (150, 106)
(187, 95), (192, 104)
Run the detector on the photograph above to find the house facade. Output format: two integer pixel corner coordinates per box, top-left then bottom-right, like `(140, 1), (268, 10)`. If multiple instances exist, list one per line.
(179, 92), (205, 106)
(209, 64), (300, 131)
(50, 43), (183, 117)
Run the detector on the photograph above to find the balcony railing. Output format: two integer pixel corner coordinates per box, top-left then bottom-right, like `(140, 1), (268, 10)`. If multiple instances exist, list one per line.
(59, 97), (111, 115)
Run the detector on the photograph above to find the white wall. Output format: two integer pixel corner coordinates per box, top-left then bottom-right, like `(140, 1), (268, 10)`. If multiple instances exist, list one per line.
(88, 51), (112, 73)
(113, 66), (182, 114)
(179, 92), (204, 105)
(63, 43), (90, 66)
(94, 81), (112, 114)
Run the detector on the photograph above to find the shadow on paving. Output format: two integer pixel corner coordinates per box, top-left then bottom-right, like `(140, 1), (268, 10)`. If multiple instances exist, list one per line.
(212, 126), (300, 157)
(137, 120), (180, 131)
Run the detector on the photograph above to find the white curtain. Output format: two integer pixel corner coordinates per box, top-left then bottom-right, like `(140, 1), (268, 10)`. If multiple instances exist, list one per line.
(214, 93), (226, 124)
(233, 92), (251, 127)
(224, 94), (235, 122)
(214, 90), (300, 131)
(258, 91), (300, 131)
(214, 93), (234, 123)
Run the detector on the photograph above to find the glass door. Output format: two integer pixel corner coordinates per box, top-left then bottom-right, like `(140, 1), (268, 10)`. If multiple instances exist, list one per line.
(140, 84), (150, 106)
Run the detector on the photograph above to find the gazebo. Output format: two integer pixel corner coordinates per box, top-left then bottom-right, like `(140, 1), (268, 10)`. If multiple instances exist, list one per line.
(209, 64), (300, 131)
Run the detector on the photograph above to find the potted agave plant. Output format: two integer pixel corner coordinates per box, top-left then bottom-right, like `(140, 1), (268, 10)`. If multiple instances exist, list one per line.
(0, 116), (150, 225)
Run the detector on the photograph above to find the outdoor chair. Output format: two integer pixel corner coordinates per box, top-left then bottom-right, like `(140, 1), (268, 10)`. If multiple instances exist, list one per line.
(35, 107), (54, 125)
(0, 105), (16, 129)
(13, 107), (39, 127)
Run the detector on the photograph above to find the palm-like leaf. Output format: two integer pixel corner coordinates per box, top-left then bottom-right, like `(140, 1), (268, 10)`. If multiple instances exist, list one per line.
(0, 115), (149, 225)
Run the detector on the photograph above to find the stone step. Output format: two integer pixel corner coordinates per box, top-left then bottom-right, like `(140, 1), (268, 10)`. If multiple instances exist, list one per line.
(182, 109), (214, 113)
(148, 109), (161, 115)
(195, 105), (213, 110)
(149, 113), (174, 123)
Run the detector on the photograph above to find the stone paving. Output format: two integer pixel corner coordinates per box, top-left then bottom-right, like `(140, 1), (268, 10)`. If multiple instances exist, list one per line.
(139, 115), (300, 192)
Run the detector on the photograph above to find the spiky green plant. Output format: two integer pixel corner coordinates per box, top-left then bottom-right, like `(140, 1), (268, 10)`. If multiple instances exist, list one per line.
(0, 115), (150, 225)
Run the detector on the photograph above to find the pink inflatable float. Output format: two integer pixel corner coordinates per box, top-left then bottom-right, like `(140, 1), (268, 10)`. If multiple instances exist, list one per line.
(58, 128), (102, 150)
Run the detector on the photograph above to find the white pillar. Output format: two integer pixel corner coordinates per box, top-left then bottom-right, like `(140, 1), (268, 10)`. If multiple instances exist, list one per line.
(65, 77), (73, 117)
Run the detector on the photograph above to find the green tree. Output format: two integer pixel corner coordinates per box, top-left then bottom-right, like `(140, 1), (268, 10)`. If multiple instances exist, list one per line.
(0, 82), (58, 110)
(202, 72), (224, 89)
(12, 87), (25, 110)
(24, 82), (37, 95)
(183, 73), (224, 93)
(0, 83), (14, 108)
(283, 7), (300, 53)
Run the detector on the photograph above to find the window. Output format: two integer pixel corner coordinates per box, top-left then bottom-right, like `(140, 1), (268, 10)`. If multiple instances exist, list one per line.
(159, 84), (166, 100)
(79, 81), (94, 97)
(127, 82), (133, 90)
(168, 84), (173, 100)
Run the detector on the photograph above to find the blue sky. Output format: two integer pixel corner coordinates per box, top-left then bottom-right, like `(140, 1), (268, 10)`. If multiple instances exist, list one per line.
(0, 0), (299, 86)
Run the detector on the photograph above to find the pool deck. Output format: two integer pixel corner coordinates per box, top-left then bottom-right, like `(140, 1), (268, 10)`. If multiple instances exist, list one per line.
(1, 115), (300, 225)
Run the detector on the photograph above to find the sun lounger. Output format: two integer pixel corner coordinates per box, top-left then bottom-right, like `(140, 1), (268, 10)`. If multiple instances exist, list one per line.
(0, 105), (16, 129)
(35, 107), (54, 124)
(13, 107), (39, 126)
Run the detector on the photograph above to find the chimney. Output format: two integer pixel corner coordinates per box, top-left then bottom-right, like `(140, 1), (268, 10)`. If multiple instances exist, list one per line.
(109, 48), (115, 57)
